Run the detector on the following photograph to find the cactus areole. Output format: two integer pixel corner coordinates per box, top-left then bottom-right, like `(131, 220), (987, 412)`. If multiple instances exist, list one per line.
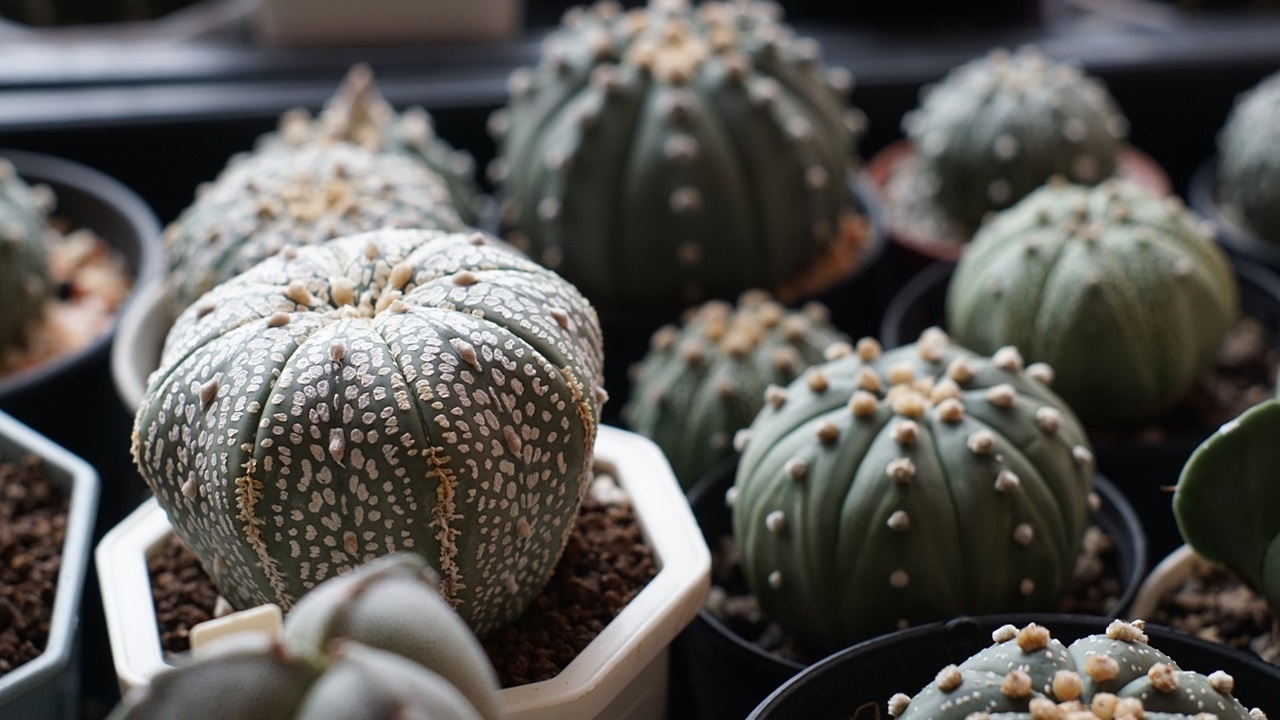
(132, 229), (605, 636)
(732, 329), (1095, 653)
(0, 157), (55, 354)
(946, 178), (1238, 425)
(490, 0), (868, 311)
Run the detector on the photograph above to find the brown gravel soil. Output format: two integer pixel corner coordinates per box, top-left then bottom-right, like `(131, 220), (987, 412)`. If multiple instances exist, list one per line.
(1150, 564), (1279, 665)
(704, 523), (1124, 665)
(150, 474), (657, 686)
(0, 454), (68, 677)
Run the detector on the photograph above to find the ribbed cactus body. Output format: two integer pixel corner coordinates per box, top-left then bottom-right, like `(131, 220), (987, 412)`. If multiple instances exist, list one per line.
(0, 158), (54, 354)
(889, 620), (1263, 719)
(626, 292), (844, 489)
(946, 178), (1238, 425)
(903, 47), (1128, 232)
(133, 229), (605, 635)
(731, 329), (1094, 653)
(491, 0), (866, 310)
(164, 143), (468, 310)
(1218, 69), (1280, 244)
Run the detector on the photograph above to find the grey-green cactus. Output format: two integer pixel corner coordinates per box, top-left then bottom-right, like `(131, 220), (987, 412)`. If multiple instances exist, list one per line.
(902, 46), (1129, 233)
(265, 64), (486, 225)
(946, 177), (1238, 425)
(164, 142), (468, 310)
(887, 620), (1267, 719)
(0, 158), (54, 355)
(133, 228), (605, 636)
(625, 291), (845, 489)
(731, 328), (1094, 653)
(1218, 69), (1280, 245)
(490, 0), (868, 311)
(109, 553), (503, 720)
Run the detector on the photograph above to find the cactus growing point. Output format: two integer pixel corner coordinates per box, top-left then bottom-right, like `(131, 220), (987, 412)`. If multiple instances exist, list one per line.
(1218, 69), (1280, 246)
(0, 158), (54, 355)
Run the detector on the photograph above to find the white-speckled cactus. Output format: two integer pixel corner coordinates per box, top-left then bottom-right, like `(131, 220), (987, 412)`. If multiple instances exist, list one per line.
(1218, 69), (1280, 245)
(888, 620), (1267, 719)
(109, 554), (503, 720)
(164, 142), (469, 310)
(947, 178), (1238, 424)
(265, 64), (486, 225)
(133, 228), (605, 635)
(732, 329), (1095, 653)
(0, 158), (55, 354)
(490, 0), (868, 310)
(903, 46), (1129, 233)
(625, 291), (845, 489)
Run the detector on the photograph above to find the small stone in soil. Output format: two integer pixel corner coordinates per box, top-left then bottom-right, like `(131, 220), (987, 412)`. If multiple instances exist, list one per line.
(1153, 565), (1277, 663)
(0, 455), (68, 677)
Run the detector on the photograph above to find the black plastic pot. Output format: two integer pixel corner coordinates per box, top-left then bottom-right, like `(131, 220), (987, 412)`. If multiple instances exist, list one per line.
(679, 459), (1146, 720)
(749, 613), (1280, 719)
(1188, 158), (1280, 271)
(879, 258), (1280, 564)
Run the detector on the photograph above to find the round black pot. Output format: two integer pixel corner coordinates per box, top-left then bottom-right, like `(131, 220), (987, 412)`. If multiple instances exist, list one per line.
(1188, 158), (1280, 271)
(879, 257), (1280, 564)
(749, 613), (1280, 719)
(678, 459), (1146, 720)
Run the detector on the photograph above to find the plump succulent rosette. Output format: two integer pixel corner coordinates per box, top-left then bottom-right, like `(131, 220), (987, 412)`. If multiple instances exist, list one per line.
(1218, 68), (1280, 245)
(626, 291), (845, 489)
(111, 554), (503, 720)
(731, 329), (1096, 653)
(0, 158), (55, 354)
(888, 620), (1267, 720)
(903, 46), (1129, 233)
(947, 178), (1238, 425)
(164, 142), (468, 310)
(490, 0), (867, 310)
(133, 229), (605, 636)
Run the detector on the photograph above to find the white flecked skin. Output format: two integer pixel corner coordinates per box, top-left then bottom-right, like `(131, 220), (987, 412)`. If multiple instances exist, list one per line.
(133, 229), (605, 635)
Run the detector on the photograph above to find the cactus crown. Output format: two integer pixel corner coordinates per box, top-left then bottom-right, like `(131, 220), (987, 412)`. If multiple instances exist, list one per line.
(0, 158), (55, 354)
(626, 291), (845, 489)
(902, 46), (1128, 233)
(888, 620), (1267, 719)
(1217, 68), (1280, 245)
(731, 328), (1095, 653)
(946, 177), (1238, 424)
(490, 0), (868, 311)
(135, 229), (604, 636)
(163, 142), (468, 309)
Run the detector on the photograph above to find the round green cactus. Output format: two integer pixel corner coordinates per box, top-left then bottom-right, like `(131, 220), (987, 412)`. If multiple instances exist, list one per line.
(946, 178), (1238, 425)
(1218, 69), (1280, 245)
(625, 291), (845, 489)
(133, 228), (605, 635)
(489, 0), (868, 311)
(164, 142), (468, 310)
(902, 46), (1129, 233)
(0, 158), (55, 354)
(888, 620), (1266, 719)
(731, 328), (1095, 653)
(110, 553), (502, 720)
(266, 64), (486, 225)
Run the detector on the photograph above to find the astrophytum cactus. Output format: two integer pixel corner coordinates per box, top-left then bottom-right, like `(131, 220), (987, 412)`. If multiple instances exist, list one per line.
(0, 158), (54, 354)
(1218, 69), (1280, 245)
(946, 178), (1238, 425)
(110, 554), (503, 720)
(132, 228), (605, 635)
(731, 328), (1095, 653)
(490, 0), (868, 310)
(888, 620), (1267, 719)
(626, 291), (845, 489)
(267, 64), (486, 225)
(902, 46), (1129, 232)
(164, 142), (468, 310)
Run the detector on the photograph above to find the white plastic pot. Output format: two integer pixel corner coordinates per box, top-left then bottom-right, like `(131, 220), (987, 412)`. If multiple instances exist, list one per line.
(97, 424), (710, 719)
(253, 0), (522, 47)
(1128, 544), (1212, 620)
(109, 281), (173, 413)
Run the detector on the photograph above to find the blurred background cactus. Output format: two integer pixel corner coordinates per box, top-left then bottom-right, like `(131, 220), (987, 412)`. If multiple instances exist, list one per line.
(489, 0), (869, 311)
(946, 178), (1238, 425)
(625, 291), (845, 489)
(0, 159), (53, 356)
(1218, 68), (1280, 245)
(0, 0), (201, 25)
(133, 229), (605, 636)
(732, 328), (1095, 653)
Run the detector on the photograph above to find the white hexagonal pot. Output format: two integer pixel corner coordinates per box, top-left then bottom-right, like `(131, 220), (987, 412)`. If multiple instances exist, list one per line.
(96, 424), (709, 719)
